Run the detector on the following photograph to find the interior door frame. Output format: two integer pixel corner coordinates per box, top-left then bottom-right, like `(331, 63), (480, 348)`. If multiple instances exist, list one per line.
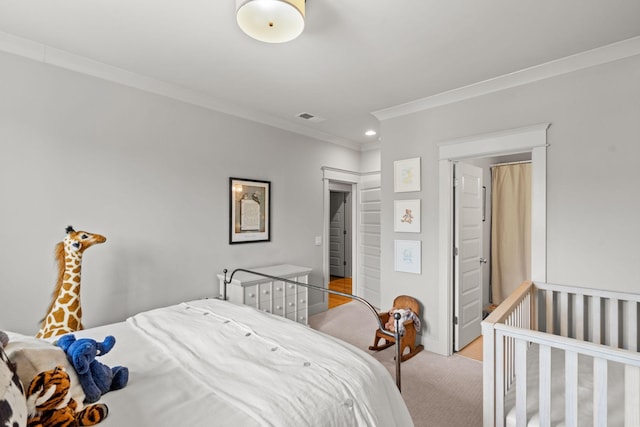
(438, 123), (550, 356)
(320, 167), (360, 314)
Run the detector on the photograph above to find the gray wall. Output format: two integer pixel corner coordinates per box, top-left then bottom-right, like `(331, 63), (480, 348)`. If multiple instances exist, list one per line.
(380, 54), (640, 355)
(360, 148), (381, 174)
(0, 52), (361, 334)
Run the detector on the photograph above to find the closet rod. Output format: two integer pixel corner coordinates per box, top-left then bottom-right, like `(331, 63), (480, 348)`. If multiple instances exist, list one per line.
(490, 160), (531, 168)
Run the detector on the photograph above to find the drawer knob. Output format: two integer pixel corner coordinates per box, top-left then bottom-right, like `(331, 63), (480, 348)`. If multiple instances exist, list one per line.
(276, 305), (282, 310)
(248, 293), (255, 298)
(299, 299), (306, 303)
(263, 290), (269, 294)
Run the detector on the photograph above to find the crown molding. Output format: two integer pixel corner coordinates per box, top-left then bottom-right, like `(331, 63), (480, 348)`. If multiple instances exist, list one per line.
(360, 140), (381, 152)
(372, 36), (640, 121)
(0, 31), (363, 152)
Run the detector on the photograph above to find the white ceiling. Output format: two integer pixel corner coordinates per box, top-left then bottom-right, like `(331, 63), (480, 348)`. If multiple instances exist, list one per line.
(1, 1), (640, 149)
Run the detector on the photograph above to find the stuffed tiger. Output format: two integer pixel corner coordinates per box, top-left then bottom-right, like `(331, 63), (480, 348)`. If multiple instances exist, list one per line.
(26, 366), (108, 427)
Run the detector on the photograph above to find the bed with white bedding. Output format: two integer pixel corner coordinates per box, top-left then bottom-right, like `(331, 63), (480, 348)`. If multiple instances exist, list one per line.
(17, 298), (412, 426)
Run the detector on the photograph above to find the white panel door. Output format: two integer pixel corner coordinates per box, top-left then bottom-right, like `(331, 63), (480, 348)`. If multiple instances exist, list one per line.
(454, 162), (484, 351)
(359, 174), (381, 308)
(329, 192), (346, 277)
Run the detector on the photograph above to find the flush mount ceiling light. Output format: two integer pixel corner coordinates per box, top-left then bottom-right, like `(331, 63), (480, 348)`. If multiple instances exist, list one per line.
(236, 0), (305, 43)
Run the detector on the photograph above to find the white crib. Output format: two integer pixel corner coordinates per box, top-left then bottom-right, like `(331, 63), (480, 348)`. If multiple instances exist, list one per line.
(482, 281), (640, 427)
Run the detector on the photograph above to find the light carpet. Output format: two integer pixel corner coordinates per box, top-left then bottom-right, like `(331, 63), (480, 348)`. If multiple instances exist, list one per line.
(309, 301), (483, 427)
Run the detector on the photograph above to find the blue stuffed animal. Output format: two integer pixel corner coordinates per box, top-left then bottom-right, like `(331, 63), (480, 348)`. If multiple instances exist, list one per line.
(56, 335), (129, 403)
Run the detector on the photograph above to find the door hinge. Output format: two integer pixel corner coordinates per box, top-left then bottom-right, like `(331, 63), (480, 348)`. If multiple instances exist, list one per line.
(454, 316), (458, 325)
(343, 230), (347, 235)
(454, 178), (460, 187)
(454, 247), (459, 256)
(343, 261), (347, 266)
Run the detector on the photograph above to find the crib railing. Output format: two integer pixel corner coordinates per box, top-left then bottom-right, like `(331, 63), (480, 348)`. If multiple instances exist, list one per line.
(482, 281), (536, 426)
(482, 281), (640, 427)
(495, 324), (640, 427)
(535, 282), (640, 350)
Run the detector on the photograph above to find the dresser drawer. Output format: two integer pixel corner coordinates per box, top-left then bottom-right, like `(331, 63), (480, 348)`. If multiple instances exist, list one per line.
(243, 285), (258, 307)
(273, 281), (286, 298)
(286, 308), (307, 324)
(272, 303), (285, 317)
(285, 282), (297, 295)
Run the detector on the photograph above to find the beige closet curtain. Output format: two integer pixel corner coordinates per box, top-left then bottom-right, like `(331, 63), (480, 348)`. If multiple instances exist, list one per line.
(491, 163), (531, 304)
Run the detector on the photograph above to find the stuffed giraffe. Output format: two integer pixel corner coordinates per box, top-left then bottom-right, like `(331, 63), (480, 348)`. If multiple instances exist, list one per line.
(36, 226), (106, 339)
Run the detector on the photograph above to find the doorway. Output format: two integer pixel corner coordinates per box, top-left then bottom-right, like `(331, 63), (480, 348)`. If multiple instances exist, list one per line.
(329, 187), (353, 309)
(453, 154), (531, 353)
(437, 123), (549, 357)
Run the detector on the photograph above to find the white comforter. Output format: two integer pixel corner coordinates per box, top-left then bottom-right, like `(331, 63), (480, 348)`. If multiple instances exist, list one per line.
(73, 299), (413, 427)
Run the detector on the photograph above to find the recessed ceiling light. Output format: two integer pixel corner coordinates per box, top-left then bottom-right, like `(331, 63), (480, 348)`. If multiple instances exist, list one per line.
(365, 130), (377, 136)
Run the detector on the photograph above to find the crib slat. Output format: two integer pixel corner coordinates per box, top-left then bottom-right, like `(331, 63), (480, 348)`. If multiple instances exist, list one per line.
(565, 351), (578, 427)
(515, 339), (528, 426)
(496, 332), (505, 427)
(525, 293), (535, 329)
(592, 296), (602, 344)
(625, 365), (640, 427)
(625, 301), (637, 351)
(576, 294), (585, 341)
(560, 292), (569, 337)
(610, 298), (619, 348)
(593, 358), (608, 426)
(546, 290), (554, 334)
(539, 345), (551, 427)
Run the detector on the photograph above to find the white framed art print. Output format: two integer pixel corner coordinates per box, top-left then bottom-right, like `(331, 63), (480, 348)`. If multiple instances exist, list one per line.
(394, 157), (421, 192)
(394, 239), (421, 274)
(394, 199), (421, 233)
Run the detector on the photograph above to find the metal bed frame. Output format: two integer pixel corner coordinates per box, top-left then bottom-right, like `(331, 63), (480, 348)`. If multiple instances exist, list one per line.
(222, 268), (405, 391)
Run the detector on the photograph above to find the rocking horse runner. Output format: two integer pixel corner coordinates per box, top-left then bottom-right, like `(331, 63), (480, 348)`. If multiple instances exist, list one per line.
(36, 226), (106, 339)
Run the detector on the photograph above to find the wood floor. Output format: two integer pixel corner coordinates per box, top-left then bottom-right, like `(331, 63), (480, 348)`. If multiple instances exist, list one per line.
(328, 276), (352, 309)
(457, 335), (483, 362)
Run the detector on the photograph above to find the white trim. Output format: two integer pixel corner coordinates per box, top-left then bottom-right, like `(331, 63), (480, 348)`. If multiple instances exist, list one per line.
(373, 36), (640, 120)
(437, 123), (549, 356)
(438, 123), (550, 159)
(438, 159), (454, 356)
(318, 167), (363, 314)
(530, 147), (547, 283)
(0, 31), (362, 151)
(321, 166), (376, 181)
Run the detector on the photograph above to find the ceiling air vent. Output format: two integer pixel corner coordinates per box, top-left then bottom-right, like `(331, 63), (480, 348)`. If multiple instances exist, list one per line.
(296, 112), (325, 123)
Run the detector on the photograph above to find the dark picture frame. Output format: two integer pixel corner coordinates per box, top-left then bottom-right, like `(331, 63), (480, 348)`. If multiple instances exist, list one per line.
(229, 177), (271, 244)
